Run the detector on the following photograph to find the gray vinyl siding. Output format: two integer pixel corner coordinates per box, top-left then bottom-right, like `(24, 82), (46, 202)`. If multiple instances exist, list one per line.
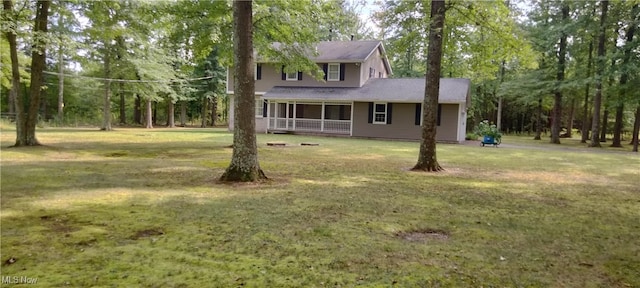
(227, 63), (362, 93)
(360, 48), (389, 86)
(351, 102), (460, 142)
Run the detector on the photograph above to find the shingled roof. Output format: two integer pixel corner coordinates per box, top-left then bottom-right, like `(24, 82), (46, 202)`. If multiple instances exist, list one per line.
(259, 40), (392, 76)
(263, 78), (471, 105)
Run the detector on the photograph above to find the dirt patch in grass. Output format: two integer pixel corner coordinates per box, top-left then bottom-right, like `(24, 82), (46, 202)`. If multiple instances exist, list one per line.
(40, 215), (80, 233)
(395, 228), (450, 242)
(130, 228), (165, 240)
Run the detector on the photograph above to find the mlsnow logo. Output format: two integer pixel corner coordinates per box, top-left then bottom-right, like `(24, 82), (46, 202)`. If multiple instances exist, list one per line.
(1, 275), (38, 285)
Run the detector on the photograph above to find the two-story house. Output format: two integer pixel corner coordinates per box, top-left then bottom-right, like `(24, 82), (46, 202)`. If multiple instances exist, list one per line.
(226, 40), (471, 143)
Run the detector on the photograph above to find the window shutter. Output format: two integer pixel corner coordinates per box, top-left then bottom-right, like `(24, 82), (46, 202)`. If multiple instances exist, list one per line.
(415, 103), (422, 125)
(256, 64), (262, 80)
(323, 64), (328, 81)
(281, 65), (286, 80)
(339, 63), (345, 81)
(386, 103), (393, 124)
(298, 71), (303, 80)
(437, 104), (442, 126)
(367, 102), (373, 123)
(263, 100), (267, 117)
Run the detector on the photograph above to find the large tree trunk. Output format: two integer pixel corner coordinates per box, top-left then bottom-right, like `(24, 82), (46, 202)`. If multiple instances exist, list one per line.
(600, 107), (608, 142)
(581, 41), (594, 143)
(166, 100), (175, 128)
(611, 105), (623, 147)
(3, 0), (20, 122)
(566, 98), (575, 138)
(200, 97), (208, 128)
(145, 99), (153, 129)
(220, 0), (267, 182)
(590, 0), (608, 148)
(14, 1), (49, 146)
(412, 0), (445, 172)
(101, 78), (112, 130)
(612, 4), (636, 147)
(211, 97), (217, 127)
(534, 97), (543, 140)
(551, 3), (569, 144)
(180, 101), (187, 127)
(57, 15), (64, 123)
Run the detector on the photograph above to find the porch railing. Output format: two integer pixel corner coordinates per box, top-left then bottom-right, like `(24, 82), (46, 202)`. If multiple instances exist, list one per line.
(269, 118), (350, 134)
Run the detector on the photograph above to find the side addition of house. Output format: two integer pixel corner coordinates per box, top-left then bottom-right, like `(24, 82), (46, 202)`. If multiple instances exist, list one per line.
(226, 40), (471, 143)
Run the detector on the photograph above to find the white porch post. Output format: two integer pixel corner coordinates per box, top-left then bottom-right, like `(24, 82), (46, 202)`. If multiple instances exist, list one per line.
(350, 101), (354, 136)
(285, 101), (290, 130)
(266, 100), (271, 130)
(292, 101), (297, 131)
(321, 101), (325, 132)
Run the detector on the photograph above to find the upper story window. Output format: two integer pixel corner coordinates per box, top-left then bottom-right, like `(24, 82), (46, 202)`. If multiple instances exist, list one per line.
(327, 63), (340, 81)
(282, 65), (302, 81)
(286, 72), (298, 81)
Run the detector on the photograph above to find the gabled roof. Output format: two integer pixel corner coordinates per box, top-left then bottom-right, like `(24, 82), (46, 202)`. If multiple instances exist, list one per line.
(263, 78), (471, 105)
(313, 41), (383, 62)
(258, 40), (393, 76)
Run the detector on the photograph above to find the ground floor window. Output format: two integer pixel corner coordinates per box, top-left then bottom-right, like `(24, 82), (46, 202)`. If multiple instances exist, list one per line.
(373, 103), (387, 124)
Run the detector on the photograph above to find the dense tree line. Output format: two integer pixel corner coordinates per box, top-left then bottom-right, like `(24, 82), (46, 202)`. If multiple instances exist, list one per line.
(2, 0), (638, 152)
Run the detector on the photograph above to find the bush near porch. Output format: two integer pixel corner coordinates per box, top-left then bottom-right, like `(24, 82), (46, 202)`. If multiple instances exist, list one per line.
(1, 125), (638, 287)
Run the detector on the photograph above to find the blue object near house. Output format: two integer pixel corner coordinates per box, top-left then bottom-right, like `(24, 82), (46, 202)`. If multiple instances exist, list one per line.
(481, 135), (500, 147)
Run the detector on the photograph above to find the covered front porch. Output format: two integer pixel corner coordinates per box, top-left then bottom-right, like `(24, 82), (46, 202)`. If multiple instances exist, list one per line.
(267, 101), (352, 135)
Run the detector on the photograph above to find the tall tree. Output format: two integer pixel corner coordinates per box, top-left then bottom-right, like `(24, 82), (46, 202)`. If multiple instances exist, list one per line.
(13, 0), (49, 146)
(2, 0), (22, 118)
(412, 0), (446, 172)
(220, 0), (266, 182)
(590, 0), (608, 148)
(610, 4), (637, 147)
(550, 3), (569, 144)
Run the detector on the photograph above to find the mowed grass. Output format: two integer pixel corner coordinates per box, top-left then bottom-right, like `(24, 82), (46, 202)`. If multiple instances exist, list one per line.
(1, 125), (639, 287)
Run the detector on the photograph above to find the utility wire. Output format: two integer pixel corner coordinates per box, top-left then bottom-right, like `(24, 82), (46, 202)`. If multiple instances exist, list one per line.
(1, 63), (218, 83)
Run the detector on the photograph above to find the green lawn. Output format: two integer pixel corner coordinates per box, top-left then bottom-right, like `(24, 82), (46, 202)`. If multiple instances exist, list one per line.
(1, 125), (639, 287)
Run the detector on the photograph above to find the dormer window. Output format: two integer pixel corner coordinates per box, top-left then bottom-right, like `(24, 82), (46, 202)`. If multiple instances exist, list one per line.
(327, 63), (340, 81)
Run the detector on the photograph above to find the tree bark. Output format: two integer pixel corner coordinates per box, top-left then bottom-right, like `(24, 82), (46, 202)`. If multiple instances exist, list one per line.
(3, 0), (20, 122)
(632, 106), (639, 152)
(14, 0), (49, 146)
(166, 100), (175, 128)
(534, 97), (542, 140)
(220, 0), (267, 182)
(581, 40), (593, 143)
(412, 0), (445, 172)
(145, 99), (153, 129)
(200, 97), (208, 128)
(211, 97), (217, 127)
(600, 107), (608, 142)
(57, 14), (64, 123)
(612, 4), (636, 148)
(566, 98), (575, 138)
(590, 0), (608, 148)
(180, 101), (186, 127)
(551, 3), (569, 144)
